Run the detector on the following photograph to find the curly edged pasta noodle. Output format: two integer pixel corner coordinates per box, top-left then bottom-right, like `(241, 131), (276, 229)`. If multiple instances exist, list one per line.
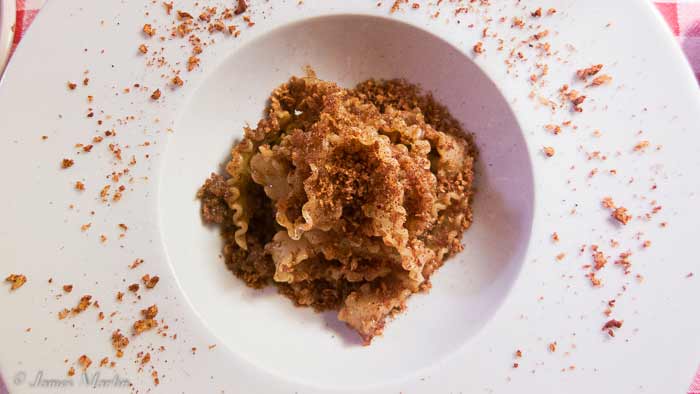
(198, 74), (476, 344)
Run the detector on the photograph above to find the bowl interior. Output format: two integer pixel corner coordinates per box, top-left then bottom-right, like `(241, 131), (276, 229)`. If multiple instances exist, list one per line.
(159, 14), (534, 388)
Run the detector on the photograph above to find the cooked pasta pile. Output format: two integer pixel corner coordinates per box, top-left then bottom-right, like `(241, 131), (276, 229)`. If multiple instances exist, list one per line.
(198, 74), (475, 344)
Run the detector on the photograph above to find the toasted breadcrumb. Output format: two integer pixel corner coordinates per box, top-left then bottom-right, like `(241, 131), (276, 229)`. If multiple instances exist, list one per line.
(634, 140), (650, 152)
(576, 64), (603, 80)
(593, 251), (607, 270)
(142, 274), (160, 289)
(602, 197), (616, 209)
(78, 355), (92, 370)
(61, 159), (75, 169)
(111, 330), (129, 357)
(589, 74), (612, 86)
(612, 207), (632, 225)
(58, 308), (70, 320)
(235, 0), (248, 14)
(133, 318), (158, 334)
(142, 24), (156, 36)
(473, 41), (484, 54)
(543, 146), (555, 157)
(5, 274), (27, 290)
(72, 295), (93, 314)
(142, 304), (158, 319)
(187, 56), (200, 71)
(602, 319), (623, 337)
(129, 258), (144, 269)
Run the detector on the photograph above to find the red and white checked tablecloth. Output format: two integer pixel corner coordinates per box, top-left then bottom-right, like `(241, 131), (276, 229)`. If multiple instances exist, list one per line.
(5, 0), (700, 393)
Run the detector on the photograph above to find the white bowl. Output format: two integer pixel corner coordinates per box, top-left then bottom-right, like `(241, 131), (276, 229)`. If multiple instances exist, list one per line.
(160, 14), (534, 388)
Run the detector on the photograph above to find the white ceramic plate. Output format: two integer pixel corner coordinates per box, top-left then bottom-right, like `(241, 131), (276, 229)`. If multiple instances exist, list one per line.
(1, 1), (699, 393)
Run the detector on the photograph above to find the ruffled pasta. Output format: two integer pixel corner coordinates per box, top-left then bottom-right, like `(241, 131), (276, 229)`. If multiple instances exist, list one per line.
(198, 75), (476, 344)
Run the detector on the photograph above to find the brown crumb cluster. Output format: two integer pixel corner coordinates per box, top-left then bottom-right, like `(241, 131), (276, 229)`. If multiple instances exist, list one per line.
(5, 274), (27, 290)
(142, 274), (160, 289)
(576, 64), (603, 81)
(78, 354), (92, 370)
(612, 207), (632, 225)
(198, 75), (476, 344)
(602, 319), (623, 336)
(111, 330), (129, 357)
(61, 158), (75, 169)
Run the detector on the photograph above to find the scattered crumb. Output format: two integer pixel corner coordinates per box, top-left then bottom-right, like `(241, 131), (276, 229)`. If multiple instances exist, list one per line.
(612, 207), (632, 225)
(111, 330), (129, 357)
(78, 354), (92, 370)
(61, 158), (75, 169)
(5, 274), (27, 290)
(234, 0), (247, 15)
(589, 74), (612, 86)
(133, 318), (158, 335)
(602, 319), (623, 337)
(634, 140), (650, 152)
(129, 258), (144, 269)
(576, 64), (603, 81)
(142, 274), (160, 289)
(143, 24), (156, 36)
